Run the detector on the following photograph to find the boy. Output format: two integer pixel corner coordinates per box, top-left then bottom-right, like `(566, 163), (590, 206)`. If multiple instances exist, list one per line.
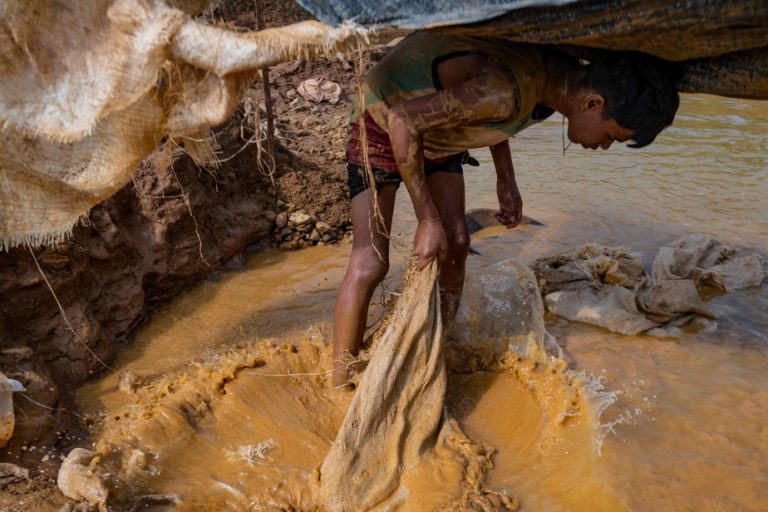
(333, 31), (679, 388)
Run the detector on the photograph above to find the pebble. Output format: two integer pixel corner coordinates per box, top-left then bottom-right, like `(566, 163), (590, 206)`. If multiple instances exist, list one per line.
(289, 211), (312, 225)
(275, 212), (288, 229)
(315, 221), (332, 234)
(263, 210), (277, 223)
(301, 116), (315, 129)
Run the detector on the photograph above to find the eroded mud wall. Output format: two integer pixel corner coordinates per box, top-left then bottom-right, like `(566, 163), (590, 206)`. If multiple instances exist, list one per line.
(0, 127), (275, 456)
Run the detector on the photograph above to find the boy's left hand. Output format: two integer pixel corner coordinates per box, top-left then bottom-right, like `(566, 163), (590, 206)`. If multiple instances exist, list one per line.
(496, 182), (523, 228)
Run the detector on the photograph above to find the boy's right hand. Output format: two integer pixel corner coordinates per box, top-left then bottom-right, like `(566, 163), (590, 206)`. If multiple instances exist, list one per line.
(414, 219), (447, 270)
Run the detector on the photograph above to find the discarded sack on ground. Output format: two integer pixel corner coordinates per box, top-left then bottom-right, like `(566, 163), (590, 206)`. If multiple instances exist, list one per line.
(533, 234), (765, 336)
(297, 77), (342, 104)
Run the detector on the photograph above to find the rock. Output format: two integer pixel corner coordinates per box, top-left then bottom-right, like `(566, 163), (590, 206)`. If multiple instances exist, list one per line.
(38, 250), (70, 270)
(0, 373), (14, 449)
(309, 229), (320, 243)
(301, 115), (316, 129)
(289, 211), (312, 226)
(0, 462), (29, 488)
(279, 228), (293, 238)
(118, 370), (144, 394)
(58, 448), (109, 512)
(315, 222), (332, 235)
(322, 234), (334, 243)
(0, 345), (34, 362)
(275, 212), (288, 229)
(263, 210), (277, 223)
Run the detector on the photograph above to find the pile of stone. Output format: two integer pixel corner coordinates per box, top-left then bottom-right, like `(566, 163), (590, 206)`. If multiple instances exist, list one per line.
(265, 200), (349, 250)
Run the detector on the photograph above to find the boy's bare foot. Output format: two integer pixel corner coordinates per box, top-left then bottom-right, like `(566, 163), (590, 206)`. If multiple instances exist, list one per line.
(332, 363), (355, 391)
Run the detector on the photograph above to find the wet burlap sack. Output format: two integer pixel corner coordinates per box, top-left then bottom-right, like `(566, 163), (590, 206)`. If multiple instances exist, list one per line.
(0, 0), (361, 250)
(319, 259), (519, 511)
(534, 235), (765, 336)
(320, 260), (447, 510)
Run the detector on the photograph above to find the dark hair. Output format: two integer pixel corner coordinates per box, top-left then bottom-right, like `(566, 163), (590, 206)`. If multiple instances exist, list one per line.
(581, 51), (681, 148)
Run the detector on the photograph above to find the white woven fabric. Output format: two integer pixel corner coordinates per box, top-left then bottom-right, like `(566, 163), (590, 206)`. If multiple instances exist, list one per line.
(0, 0), (362, 249)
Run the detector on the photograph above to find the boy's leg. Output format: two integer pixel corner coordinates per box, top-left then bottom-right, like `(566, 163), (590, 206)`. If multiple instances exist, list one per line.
(332, 183), (397, 388)
(427, 171), (468, 321)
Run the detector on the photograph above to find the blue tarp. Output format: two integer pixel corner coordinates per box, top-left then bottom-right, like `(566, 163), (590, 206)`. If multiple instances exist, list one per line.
(296, 0), (575, 30)
(296, 0), (768, 98)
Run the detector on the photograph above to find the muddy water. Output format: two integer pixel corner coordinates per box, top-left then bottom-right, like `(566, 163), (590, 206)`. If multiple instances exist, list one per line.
(78, 95), (767, 511)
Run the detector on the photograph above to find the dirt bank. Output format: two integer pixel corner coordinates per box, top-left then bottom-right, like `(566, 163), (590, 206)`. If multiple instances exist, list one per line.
(0, 2), (371, 505)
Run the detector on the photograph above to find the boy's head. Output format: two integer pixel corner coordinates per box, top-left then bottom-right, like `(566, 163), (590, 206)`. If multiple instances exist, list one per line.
(567, 51), (680, 150)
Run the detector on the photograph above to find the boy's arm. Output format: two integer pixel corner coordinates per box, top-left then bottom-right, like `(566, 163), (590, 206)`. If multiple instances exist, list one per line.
(386, 68), (517, 268)
(490, 139), (523, 228)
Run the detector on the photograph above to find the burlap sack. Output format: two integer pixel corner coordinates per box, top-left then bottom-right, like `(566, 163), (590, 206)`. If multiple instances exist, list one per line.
(0, 0), (362, 249)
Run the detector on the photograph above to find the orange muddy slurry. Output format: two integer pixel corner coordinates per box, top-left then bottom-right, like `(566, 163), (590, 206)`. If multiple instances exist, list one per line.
(77, 95), (768, 510)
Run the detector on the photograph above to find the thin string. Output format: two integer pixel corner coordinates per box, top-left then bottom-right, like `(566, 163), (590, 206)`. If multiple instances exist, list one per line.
(16, 392), (83, 419)
(28, 246), (115, 372)
(248, 368), (334, 378)
(355, 44), (389, 265)
(562, 72), (572, 155)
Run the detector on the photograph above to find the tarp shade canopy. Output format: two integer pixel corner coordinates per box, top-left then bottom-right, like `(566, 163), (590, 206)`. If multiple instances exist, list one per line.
(297, 0), (768, 98)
